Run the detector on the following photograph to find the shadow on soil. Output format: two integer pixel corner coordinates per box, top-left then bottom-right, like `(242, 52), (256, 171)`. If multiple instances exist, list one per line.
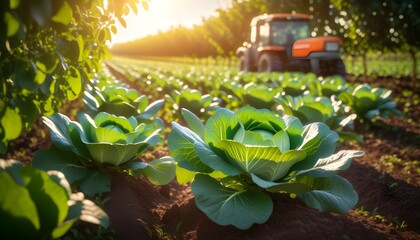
(104, 161), (420, 240)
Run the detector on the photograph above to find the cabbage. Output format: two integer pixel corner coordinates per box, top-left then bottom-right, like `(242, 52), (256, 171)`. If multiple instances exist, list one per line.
(168, 107), (363, 229)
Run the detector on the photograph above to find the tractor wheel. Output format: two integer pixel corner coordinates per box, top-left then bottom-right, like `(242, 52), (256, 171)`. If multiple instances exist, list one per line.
(335, 59), (346, 76)
(258, 53), (283, 72)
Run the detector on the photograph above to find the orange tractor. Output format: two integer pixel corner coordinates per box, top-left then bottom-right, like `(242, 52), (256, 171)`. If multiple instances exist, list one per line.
(236, 13), (345, 76)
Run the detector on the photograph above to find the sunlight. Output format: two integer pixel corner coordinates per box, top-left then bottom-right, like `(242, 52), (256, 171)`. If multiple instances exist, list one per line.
(111, 0), (230, 45)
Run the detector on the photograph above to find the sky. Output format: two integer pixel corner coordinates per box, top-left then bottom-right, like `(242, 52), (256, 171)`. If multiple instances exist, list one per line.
(111, 0), (231, 45)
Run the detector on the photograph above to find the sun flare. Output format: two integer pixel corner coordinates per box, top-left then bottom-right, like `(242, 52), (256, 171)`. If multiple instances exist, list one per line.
(111, 0), (230, 45)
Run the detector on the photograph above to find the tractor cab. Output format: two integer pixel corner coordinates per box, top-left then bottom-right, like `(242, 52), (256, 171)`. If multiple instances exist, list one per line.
(236, 13), (345, 76)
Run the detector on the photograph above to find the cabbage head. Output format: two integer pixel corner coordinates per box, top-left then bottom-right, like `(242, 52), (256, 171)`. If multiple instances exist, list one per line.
(168, 107), (363, 229)
(33, 112), (175, 197)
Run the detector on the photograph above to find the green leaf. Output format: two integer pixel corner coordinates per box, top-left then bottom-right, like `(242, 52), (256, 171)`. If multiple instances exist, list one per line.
(1, 107), (22, 141)
(43, 114), (74, 151)
(299, 105), (325, 122)
(139, 99), (164, 119)
(52, 217), (78, 239)
(47, 171), (72, 197)
(4, 12), (20, 37)
(272, 130), (290, 152)
(214, 140), (306, 181)
(93, 112), (134, 132)
(35, 61), (47, 84)
(0, 159), (24, 185)
(79, 170), (111, 197)
(194, 141), (242, 176)
(181, 108), (204, 139)
(291, 150), (364, 178)
(0, 172), (40, 239)
(168, 122), (213, 173)
(52, 1), (73, 25)
(282, 115), (304, 149)
(294, 122), (339, 170)
(139, 157), (176, 185)
(192, 174), (273, 230)
(21, 167), (69, 235)
(83, 141), (148, 166)
(175, 166), (196, 184)
(235, 107), (285, 132)
(92, 127), (127, 144)
(67, 67), (82, 101)
(10, 0), (20, 9)
(76, 35), (85, 62)
(204, 108), (235, 144)
(297, 175), (358, 213)
(32, 147), (88, 184)
(251, 173), (313, 194)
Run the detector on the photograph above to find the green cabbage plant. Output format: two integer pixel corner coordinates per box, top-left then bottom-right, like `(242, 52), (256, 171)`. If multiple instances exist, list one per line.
(232, 82), (280, 109)
(165, 88), (219, 120)
(0, 159), (108, 239)
(338, 84), (402, 121)
(168, 107), (363, 229)
(83, 85), (164, 124)
(33, 112), (175, 197)
(275, 95), (360, 142)
(319, 75), (347, 97)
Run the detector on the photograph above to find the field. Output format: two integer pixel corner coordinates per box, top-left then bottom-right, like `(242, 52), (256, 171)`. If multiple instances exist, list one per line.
(5, 56), (419, 239)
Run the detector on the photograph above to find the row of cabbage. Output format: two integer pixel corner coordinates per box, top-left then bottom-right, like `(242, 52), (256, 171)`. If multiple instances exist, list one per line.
(1, 58), (401, 238)
(101, 58), (401, 229)
(108, 58), (401, 136)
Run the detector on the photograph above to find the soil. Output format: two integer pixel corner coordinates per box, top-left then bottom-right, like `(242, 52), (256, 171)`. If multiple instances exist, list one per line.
(3, 70), (420, 239)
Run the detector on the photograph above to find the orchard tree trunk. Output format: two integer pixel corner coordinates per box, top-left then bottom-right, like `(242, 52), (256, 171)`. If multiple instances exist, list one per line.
(362, 53), (368, 81)
(409, 48), (417, 81)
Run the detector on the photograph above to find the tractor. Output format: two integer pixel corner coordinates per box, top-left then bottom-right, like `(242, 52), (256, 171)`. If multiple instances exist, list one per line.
(236, 13), (345, 76)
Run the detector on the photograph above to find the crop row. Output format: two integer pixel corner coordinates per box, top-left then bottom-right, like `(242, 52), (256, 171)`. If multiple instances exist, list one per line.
(1, 58), (402, 238)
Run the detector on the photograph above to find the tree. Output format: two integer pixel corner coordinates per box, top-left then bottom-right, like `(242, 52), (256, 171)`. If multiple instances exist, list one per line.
(0, 0), (148, 154)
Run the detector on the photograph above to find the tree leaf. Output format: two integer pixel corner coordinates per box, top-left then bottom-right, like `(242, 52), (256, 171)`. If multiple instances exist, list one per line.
(141, 0), (149, 11)
(52, 1), (73, 25)
(4, 12), (20, 37)
(67, 67), (82, 101)
(1, 107), (22, 141)
(192, 174), (272, 230)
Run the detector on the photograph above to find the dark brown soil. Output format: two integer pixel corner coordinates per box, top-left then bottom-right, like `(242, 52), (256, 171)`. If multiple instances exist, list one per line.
(4, 71), (420, 239)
